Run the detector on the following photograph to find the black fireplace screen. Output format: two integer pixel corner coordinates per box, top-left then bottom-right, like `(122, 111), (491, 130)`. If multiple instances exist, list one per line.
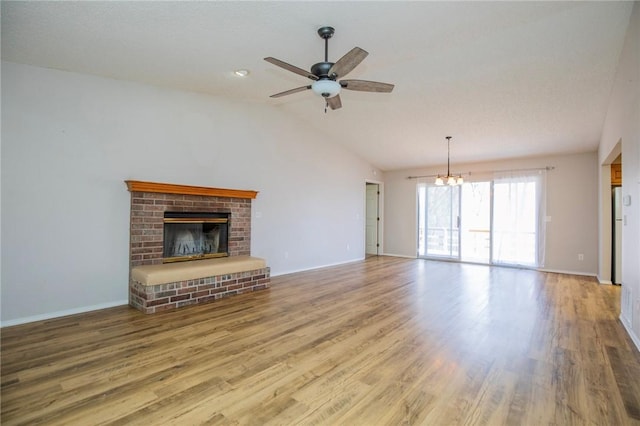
(163, 212), (229, 263)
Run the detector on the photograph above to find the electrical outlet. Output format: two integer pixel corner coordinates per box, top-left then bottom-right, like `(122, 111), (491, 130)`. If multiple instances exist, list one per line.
(578, 253), (584, 261)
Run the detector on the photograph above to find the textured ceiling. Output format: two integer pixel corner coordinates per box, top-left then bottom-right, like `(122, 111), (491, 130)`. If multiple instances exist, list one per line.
(1, 1), (633, 171)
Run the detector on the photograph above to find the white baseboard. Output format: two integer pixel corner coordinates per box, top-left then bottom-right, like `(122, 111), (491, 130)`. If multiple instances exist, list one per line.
(380, 252), (416, 259)
(271, 257), (366, 278)
(538, 268), (598, 278)
(596, 274), (613, 285)
(620, 313), (640, 352)
(1, 300), (129, 328)
(377, 258), (603, 279)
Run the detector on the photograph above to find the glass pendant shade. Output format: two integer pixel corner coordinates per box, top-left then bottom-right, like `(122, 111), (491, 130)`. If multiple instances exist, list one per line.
(435, 176), (444, 186)
(311, 80), (341, 98)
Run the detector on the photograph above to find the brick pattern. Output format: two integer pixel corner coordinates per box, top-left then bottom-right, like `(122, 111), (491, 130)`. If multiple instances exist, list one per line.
(129, 192), (252, 268)
(128, 188), (268, 314)
(129, 267), (270, 314)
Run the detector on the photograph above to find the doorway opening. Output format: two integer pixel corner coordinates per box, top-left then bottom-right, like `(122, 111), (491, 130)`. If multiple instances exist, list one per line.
(611, 155), (622, 284)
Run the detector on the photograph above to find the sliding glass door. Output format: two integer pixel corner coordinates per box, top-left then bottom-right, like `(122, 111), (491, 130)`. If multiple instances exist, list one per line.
(417, 171), (546, 267)
(492, 172), (545, 267)
(460, 182), (491, 263)
(418, 185), (459, 259)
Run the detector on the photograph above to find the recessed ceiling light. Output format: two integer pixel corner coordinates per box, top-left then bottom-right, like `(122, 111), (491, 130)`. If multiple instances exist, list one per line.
(234, 69), (249, 77)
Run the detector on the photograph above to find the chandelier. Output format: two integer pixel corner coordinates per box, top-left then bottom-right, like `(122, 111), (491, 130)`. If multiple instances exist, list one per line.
(435, 136), (464, 186)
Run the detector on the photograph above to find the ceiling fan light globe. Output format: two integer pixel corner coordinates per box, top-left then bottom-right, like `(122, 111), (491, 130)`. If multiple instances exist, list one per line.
(311, 80), (341, 98)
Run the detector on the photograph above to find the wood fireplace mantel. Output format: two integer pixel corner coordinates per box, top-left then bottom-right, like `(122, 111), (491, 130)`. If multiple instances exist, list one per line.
(125, 180), (258, 199)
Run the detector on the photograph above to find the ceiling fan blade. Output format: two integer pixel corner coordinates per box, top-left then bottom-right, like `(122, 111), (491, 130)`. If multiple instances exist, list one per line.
(326, 94), (342, 110)
(340, 79), (394, 93)
(264, 57), (318, 81)
(328, 47), (368, 79)
(269, 85), (311, 98)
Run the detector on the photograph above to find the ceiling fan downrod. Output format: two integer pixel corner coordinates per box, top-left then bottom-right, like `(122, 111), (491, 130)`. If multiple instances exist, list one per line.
(317, 26), (335, 63)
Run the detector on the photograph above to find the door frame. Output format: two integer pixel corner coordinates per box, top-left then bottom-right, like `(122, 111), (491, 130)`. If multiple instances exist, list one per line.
(365, 180), (384, 255)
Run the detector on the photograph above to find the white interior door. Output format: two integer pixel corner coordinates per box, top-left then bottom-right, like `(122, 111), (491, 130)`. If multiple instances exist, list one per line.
(366, 183), (379, 255)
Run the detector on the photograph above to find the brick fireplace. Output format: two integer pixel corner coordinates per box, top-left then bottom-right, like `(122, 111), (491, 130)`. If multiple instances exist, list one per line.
(126, 180), (270, 313)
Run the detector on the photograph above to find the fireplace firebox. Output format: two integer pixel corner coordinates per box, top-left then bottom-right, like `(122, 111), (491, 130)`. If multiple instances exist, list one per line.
(163, 212), (229, 263)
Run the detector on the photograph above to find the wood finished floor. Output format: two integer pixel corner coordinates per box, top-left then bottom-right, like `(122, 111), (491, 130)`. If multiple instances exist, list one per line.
(2, 256), (640, 425)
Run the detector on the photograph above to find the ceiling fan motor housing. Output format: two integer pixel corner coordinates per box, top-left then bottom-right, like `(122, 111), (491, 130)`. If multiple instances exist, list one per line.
(310, 62), (335, 79)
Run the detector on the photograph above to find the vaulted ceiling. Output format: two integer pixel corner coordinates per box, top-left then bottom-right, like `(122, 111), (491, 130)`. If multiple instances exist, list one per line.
(1, 1), (633, 171)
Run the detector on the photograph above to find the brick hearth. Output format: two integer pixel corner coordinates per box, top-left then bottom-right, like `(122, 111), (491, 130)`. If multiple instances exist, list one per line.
(126, 181), (270, 313)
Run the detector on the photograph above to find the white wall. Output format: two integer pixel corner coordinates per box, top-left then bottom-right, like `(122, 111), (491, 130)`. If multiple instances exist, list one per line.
(598, 2), (640, 350)
(0, 62), (381, 325)
(383, 152), (599, 276)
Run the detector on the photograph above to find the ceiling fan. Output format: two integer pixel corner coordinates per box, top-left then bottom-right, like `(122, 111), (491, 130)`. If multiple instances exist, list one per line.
(264, 26), (394, 111)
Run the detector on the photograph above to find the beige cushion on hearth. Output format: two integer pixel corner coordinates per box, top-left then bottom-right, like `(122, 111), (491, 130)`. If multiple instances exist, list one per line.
(131, 255), (267, 286)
